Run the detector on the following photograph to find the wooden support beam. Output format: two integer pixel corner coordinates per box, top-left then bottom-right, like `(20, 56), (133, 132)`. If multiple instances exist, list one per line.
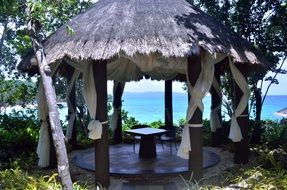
(165, 80), (173, 129)
(210, 64), (222, 147)
(113, 81), (123, 144)
(93, 60), (110, 187)
(233, 66), (249, 164)
(187, 55), (203, 181)
(66, 65), (77, 148)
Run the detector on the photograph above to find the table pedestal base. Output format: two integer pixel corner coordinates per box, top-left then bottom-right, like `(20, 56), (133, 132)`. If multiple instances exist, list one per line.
(139, 136), (156, 158)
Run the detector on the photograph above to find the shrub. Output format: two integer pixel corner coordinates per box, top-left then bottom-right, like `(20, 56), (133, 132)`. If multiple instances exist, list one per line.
(230, 166), (287, 189)
(0, 111), (39, 162)
(121, 110), (139, 131)
(148, 120), (164, 128)
(261, 121), (287, 149)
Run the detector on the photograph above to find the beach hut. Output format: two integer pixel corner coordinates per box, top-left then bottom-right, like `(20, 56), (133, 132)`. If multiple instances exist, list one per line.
(18, 0), (269, 187)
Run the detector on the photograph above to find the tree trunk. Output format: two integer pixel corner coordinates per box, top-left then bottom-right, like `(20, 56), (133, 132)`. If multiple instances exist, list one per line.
(250, 87), (262, 144)
(28, 21), (73, 190)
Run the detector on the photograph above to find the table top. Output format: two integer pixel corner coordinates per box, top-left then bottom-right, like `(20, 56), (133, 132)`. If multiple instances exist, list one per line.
(125, 127), (166, 136)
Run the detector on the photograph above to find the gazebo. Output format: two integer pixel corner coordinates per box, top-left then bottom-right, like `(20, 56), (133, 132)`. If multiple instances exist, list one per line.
(18, 0), (268, 187)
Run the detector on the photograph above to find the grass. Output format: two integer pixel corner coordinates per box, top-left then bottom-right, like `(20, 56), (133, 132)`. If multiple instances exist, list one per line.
(180, 165), (287, 190)
(178, 145), (287, 190)
(0, 166), (91, 190)
(0, 158), (90, 190)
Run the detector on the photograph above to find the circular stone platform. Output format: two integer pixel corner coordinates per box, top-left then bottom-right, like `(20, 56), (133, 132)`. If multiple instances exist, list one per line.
(72, 144), (220, 175)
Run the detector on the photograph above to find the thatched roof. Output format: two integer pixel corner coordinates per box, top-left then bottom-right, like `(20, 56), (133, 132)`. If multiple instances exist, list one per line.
(18, 0), (268, 73)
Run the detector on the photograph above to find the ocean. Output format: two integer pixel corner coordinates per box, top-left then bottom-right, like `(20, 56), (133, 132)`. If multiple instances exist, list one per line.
(3, 92), (287, 124)
(121, 92), (287, 123)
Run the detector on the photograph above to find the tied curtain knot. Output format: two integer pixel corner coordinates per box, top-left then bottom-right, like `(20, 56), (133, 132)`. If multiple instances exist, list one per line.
(210, 105), (221, 132)
(110, 106), (121, 131)
(177, 124), (203, 159)
(88, 120), (108, 140)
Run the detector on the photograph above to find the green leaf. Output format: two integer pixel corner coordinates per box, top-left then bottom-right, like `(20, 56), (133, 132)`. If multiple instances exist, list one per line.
(65, 24), (75, 36)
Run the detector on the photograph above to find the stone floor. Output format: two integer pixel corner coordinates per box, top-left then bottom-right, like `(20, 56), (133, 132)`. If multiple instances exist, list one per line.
(68, 143), (235, 190)
(72, 143), (221, 175)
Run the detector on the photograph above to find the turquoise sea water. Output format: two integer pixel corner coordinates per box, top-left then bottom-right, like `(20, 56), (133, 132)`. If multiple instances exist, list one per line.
(121, 92), (287, 123)
(3, 93), (287, 124)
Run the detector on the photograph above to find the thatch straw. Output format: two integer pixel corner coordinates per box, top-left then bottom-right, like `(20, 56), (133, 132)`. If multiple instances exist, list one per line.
(18, 0), (268, 72)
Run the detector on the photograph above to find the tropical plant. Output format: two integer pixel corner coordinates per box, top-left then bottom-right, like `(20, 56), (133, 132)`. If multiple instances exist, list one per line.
(0, 164), (89, 190)
(261, 121), (287, 149)
(148, 120), (164, 128)
(121, 110), (140, 131)
(0, 111), (39, 162)
(0, 78), (36, 113)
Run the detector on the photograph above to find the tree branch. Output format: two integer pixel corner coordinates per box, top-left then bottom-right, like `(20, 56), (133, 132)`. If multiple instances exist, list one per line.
(262, 55), (287, 106)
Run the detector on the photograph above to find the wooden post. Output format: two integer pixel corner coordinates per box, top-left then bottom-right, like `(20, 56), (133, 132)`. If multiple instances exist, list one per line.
(187, 55), (203, 181)
(93, 60), (110, 187)
(165, 80), (173, 129)
(233, 65), (249, 164)
(210, 64), (222, 147)
(66, 65), (77, 148)
(113, 81), (123, 144)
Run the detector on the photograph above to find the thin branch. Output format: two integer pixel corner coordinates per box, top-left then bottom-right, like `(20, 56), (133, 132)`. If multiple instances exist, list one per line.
(262, 55), (287, 106)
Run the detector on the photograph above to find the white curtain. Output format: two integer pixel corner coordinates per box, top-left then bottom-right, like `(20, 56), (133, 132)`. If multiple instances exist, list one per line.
(228, 57), (250, 142)
(66, 70), (81, 140)
(65, 59), (107, 140)
(36, 62), (61, 167)
(107, 53), (187, 82)
(110, 81), (125, 131)
(210, 76), (222, 132)
(177, 52), (225, 159)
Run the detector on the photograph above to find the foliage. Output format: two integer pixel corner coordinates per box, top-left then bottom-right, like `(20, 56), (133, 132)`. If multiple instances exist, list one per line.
(178, 118), (187, 126)
(121, 110), (139, 131)
(0, 0), (93, 112)
(0, 163), (89, 190)
(0, 111), (39, 162)
(261, 120), (287, 149)
(180, 145), (287, 189)
(179, 173), (202, 190)
(226, 145), (287, 189)
(0, 77), (36, 112)
(228, 166), (287, 190)
(0, 1), (27, 78)
(251, 145), (287, 170)
(148, 120), (164, 128)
